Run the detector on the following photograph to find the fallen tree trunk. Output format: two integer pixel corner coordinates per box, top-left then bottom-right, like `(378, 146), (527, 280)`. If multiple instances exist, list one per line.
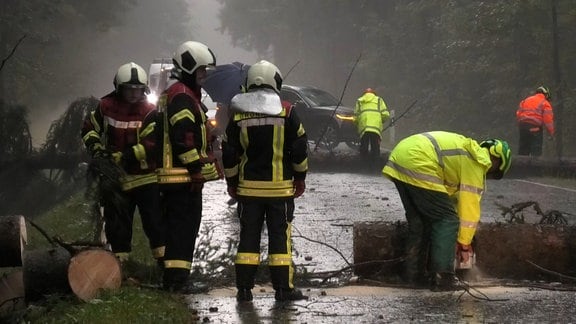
(0, 270), (25, 316)
(23, 247), (71, 302)
(353, 221), (576, 281)
(68, 248), (122, 301)
(0, 215), (27, 267)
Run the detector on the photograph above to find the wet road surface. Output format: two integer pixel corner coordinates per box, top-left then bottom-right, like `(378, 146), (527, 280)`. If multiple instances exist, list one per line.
(193, 163), (576, 323)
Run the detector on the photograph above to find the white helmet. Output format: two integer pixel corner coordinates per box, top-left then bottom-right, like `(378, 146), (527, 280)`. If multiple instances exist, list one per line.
(246, 60), (283, 93)
(114, 62), (147, 90)
(172, 41), (216, 76)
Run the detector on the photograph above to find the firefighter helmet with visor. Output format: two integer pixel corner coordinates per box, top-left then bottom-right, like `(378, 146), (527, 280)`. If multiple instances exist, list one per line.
(114, 62), (147, 90)
(246, 60), (283, 93)
(172, 41), (216, 76)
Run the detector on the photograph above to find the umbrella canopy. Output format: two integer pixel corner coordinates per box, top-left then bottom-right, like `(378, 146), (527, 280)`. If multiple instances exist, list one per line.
(203, 62), (250, 105)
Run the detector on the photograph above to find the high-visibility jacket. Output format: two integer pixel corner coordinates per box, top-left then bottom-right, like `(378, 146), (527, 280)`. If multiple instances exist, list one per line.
(222, 99), (308, 198)
(382, 131), (492, 245)
(156, 82), (219, 184)
(516, 93), (554, 136)
(354, 93), (390, 138)
(81, 92), (158, 191)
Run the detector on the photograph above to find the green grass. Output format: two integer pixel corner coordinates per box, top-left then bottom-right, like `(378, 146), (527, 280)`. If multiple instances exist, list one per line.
(2, 192), (194, 323)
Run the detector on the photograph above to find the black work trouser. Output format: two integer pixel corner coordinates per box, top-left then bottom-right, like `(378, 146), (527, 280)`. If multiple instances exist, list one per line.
(103, 182), (164, 256)
(161, 184), (203, 286)
(393, 180), (459, 280)
(235, 198), (295, 291)
(360, 132), (381, 162)
(518, 123), (543, 156)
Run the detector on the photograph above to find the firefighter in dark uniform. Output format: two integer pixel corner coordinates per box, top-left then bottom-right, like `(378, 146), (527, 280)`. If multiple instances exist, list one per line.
(156, 41), (221, 293)
(222, 60), (309, 302)
(81, 62), (165, 266)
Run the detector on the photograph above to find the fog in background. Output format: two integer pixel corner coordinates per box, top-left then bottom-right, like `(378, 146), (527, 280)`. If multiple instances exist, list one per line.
(27, 0), (256, 147)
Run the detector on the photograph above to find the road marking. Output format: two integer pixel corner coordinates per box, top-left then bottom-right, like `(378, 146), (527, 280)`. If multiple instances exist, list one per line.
(513, 179), (576, 193)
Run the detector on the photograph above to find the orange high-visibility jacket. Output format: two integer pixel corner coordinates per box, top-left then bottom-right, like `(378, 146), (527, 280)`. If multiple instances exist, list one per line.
(516, 93), (554, 136)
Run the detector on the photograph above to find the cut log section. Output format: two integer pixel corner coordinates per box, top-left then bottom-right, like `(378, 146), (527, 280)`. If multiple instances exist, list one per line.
(0, 215), (27, 267)
(23, 247), (71, 302)
(353, 221), (576, 281)
(68, 248), (121, 301)
(0, 270), (25, 316)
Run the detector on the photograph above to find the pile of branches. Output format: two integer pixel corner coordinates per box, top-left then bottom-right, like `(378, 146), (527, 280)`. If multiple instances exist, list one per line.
(497, 201), (570, 225)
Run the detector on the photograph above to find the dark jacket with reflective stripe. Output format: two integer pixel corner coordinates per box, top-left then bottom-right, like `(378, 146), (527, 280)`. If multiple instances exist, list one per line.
(81, 92), (158, 177)
(156, 82), (214, 184)
(222, 103), (308, 198)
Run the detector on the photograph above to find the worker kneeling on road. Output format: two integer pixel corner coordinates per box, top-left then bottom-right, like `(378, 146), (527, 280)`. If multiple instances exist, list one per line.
(382, 131), (511, 291)
(222, 60), (309, 302)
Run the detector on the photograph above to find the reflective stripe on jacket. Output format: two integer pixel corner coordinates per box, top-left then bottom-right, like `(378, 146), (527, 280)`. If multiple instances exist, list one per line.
(222, 100), (308, 198)
(354, 93), (390, 137)
(516, 93), (554, 136)
(382, 131), (492, 244)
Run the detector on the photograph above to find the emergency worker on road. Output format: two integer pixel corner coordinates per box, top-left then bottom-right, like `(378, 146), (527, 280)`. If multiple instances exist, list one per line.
(382, 131), (511, 291)
(516, 86), (554, 156)
(222, 60), (309, 302)
(81, 62), (165, 268)
(354, 88), (390, 164)
(156, 41), (222, 293)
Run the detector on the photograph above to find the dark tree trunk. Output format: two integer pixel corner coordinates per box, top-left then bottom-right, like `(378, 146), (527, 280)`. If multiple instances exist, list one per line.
(0, 215), (27, 267)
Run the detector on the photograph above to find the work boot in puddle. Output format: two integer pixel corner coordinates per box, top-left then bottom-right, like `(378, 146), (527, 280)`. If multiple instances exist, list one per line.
(274, 288), (308, 301)
(431, 272), (465, 292)
(236, 288), (253, 302)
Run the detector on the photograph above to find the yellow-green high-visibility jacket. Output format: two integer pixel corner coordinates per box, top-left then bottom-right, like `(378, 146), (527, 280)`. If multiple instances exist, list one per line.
(382, 131), (492, 245)
(354, 93), (390, 138)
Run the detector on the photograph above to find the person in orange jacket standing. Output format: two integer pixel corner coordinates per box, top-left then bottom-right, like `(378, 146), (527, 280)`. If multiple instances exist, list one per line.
(516, 86), (554, 156)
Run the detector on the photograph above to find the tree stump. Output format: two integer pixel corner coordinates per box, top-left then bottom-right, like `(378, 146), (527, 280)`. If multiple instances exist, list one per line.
(0, 270), (25, 316)
(353, 221), (576, 281)
(23, 247), (71, 302)
(68, 248), (122, 301)
(0, 215), (27, 267)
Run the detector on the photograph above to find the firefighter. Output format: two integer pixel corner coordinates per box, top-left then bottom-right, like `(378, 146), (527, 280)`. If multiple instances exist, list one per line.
(382, 131), (511, 291)
(222, 60), (309, 302)
(81, 62), (165, 269)
(354, 88), (390, 164)
(156, 41), (222, 293)
(516, 86), (554, 156)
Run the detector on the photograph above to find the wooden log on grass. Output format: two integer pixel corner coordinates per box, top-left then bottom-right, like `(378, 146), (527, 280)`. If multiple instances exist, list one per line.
(23, 247), (71, 302)
(68, 248), (122, 301)
(0, 270), (25, 315)
(0, 215), (27, 267)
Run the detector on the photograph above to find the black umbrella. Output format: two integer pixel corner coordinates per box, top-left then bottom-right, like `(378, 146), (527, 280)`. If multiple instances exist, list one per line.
(203, 62), (250, 105)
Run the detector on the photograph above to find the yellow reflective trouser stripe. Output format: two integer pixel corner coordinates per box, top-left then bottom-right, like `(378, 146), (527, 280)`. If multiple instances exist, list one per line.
(115, 252), (129, 262)
(292, 158), (308, 172)
(152, 246), (165, 259)
(224, 165), (239, 178)
(121, 174), (157, 191)
(235, 253), (260, 265)
(178, 149), (200, 164)
(164, 260), (192, 270)
(269, 254), (292, 266)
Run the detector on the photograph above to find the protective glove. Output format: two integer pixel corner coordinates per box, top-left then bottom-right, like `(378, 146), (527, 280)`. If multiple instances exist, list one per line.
(189, 172), (204, 193)
(93, 149), (111, 159)
(456, 243), (473, 264)
(293, 179), (305, 198)
(227, 186), (237, 199)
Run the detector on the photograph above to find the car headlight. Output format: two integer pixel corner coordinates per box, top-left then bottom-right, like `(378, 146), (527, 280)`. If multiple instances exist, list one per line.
(336, 113), (354, 121)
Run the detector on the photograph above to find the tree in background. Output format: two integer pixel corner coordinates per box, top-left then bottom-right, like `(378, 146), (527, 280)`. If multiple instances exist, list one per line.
(217, 0), (576, 156)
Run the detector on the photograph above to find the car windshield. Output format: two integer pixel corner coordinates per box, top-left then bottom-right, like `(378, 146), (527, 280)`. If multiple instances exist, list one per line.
(299, 88), (339, 107)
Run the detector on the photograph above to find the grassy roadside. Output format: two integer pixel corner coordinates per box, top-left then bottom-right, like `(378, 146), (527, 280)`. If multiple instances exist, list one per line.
(2, 193), (194, 323)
